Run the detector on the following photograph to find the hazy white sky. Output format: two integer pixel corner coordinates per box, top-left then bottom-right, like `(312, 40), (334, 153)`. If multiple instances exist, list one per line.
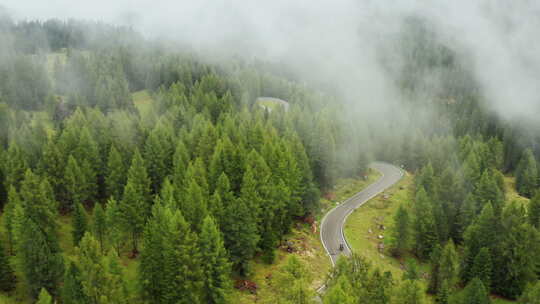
(3, 0), (540, 122)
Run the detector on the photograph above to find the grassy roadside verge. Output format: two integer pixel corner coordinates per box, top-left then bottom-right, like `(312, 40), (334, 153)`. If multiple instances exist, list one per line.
(343, 171), (417, 277)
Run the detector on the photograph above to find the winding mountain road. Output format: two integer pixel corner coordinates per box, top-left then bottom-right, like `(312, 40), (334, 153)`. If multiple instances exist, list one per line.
(320, 162), (404, 266)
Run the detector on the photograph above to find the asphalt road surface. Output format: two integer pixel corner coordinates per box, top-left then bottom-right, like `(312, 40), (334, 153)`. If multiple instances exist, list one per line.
(320, 162), (403, 266)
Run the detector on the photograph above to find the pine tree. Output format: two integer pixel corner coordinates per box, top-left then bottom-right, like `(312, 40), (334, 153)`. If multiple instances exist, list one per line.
(0, 239), (16, 292)
(390, 204), (410, 257)
(144, 122), (174, 193)
(273, 255), (314, 304)
(516, 149), (538, 198)
(456, 193), (477, 240)
(38, 139), (64, 202)
(119, 181), (146, 253)
(181, 180), (208, 232)
(106, 145), (126, 200)
(461, 203), (497, 283)
(92, 203), (107, 253)
(15, 219), (64, 298)
(528, 191), (540, 228)
(171, 140), (190, 200)
(221, 196), (259, 274)
(428, 244), (442, 294)
(396, 280), (425, 304)
(105, 197), (124, 256)
(470, 247), (492, 291)
(139, 203), (168, 303)
(475, 170), (504, 214)
(4, 143), (27, 190)
(126, 148), (151, 204)
(437, 240), (459, 291)
(437, 281), (450, 304)
(37, 288), (53, 304)
(199, 216), (232, 304)
(323, 276), (356, 304)
(413, 187), (438, 259)
(460, 278), (491, 304)
(139, 204), (204, 303)
(3, 186), (20, 254)
(72, 202), (88, 246)
(61, 261), (89, 304)
(163, 210), (204, 304)
(64, 155), (85, 211)
(78, 233), (127, 303)
(15, 171), (64, 298)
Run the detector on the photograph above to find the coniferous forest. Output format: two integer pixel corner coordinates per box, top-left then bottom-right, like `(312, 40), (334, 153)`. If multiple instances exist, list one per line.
(1, 7), (540, 304)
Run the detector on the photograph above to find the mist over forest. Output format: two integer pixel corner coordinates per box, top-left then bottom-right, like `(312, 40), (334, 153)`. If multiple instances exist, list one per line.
(1, 1), (540, 304)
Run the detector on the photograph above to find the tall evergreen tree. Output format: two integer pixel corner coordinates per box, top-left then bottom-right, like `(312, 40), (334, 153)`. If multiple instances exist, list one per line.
(119, 181), (146, 254)
(3, 186), (20, 254)
(199, 216), (232, 304)
(181, 179), (208, 232)
(516, 149), (538, 198)
(0, 239), (16, 292)
(457, 278), (491, 304)
(470, 247), (492, 291)
(438, 240), (459, 291)
(413, 187), (438, 259)
(72, 202), (88, 246)
(126, 148), (151, 204)
(105, 197), (124, 256)
(390, 204), (410, 257)
(105, 145), (126, 201)
(61, 261), (89, 304)
(528, 191), (540, 228)
(64, 155), (85, 211)
(15, 171), (64, 298)
(78, 233), (127, 304)
(221, 195), (259, 274)
(396, 280), (426, 304)
(92, 203), (107, 253)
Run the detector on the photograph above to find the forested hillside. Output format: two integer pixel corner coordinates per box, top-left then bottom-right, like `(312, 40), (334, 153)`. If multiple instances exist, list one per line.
(0, 18), (370, 303)
(1, 11), (540, 304)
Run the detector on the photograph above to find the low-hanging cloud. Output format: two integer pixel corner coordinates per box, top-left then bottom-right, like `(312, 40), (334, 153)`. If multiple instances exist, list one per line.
(3, 0), (540, 122)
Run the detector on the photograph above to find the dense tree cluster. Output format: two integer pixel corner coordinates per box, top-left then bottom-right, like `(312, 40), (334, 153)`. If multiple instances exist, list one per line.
(388, 135), (540, 300)
(0, 18), (371, 303)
